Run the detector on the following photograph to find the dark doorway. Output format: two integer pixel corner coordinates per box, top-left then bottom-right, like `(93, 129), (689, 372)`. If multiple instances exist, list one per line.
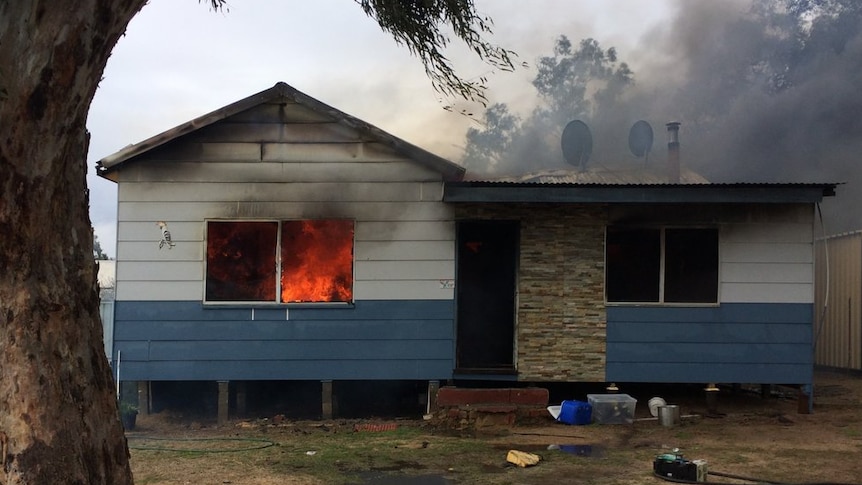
(455, 221), (518, 371)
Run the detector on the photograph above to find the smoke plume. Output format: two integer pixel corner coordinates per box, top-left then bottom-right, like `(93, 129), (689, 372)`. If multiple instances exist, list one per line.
(468, 0), (862, 232)
(623, 0), (862, 232)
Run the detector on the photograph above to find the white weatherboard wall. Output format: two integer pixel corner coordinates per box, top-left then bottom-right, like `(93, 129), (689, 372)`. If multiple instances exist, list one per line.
(606, 203), (817, 386)
(114, 104), (456, 303)
(719, 206), (815, 304)
(608, 203), (816, 305)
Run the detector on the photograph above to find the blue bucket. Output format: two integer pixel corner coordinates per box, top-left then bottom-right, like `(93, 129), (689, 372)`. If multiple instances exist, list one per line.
(558, 400), (592, 425)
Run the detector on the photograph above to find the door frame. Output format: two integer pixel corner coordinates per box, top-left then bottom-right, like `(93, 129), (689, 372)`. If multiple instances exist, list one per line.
(454, 219), (519, 374)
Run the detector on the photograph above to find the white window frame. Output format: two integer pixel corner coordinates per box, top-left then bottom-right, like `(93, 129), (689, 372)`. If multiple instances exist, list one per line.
(605, 225), (720, 306)
(203, 219), (355, 305)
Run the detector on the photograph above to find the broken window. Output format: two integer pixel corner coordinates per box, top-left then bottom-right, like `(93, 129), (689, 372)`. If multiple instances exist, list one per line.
(206, 220), (354, 303)
(606, 227), (718, 304)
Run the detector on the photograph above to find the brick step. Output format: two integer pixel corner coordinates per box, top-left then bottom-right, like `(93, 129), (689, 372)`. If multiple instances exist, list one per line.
(432, 387), (550, 430)
(436, 387), (549, 407)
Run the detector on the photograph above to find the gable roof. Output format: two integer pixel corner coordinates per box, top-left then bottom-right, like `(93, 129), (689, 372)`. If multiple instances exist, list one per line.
(96, 82), (466, 181)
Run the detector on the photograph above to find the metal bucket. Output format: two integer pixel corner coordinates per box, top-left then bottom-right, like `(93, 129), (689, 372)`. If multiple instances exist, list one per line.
(658, 405), (680, 427)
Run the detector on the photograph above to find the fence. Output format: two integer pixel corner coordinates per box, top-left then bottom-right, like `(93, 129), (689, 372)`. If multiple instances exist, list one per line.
(814, 231), (862, 370)
(99, 295), (115, 363)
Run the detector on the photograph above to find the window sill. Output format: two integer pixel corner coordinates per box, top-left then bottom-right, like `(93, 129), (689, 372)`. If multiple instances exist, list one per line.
(605, 301), (720, 308)
(201, 301), (355, 309)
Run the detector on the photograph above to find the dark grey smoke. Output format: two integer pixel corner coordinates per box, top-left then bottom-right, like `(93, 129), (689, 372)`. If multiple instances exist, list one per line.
(632, 0), (862, 232)
(468, 0), (862, 232)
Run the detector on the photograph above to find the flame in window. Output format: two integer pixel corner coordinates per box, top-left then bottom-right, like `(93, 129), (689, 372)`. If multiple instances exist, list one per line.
(206, 220), (353, 303)
(281, 220), (354, 303)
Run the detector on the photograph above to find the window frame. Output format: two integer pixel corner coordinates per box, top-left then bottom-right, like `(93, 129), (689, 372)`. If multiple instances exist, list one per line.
(203, 218), (356, 306)
(605, 225), (720, 306)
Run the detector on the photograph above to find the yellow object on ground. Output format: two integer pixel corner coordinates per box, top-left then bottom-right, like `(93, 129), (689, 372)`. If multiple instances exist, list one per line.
(506, 449), (541, 467)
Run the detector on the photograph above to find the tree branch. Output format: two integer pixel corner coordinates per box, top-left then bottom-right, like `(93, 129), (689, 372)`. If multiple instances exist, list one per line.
(354, 0), (515, 105)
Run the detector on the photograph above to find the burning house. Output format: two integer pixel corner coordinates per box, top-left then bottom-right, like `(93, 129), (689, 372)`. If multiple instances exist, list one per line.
(97, 82), (837, 420)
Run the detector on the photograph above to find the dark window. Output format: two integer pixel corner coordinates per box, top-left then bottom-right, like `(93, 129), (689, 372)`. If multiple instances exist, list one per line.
(664, 228), (719, 303)
(606, 228), (660, 302)
(606, 227), (718, 304)
(205, 220), (354, 303)
(206, 221), (278, 302)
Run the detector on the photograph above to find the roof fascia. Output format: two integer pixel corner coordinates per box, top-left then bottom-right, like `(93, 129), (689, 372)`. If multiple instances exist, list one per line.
(443, 184), (838, 204)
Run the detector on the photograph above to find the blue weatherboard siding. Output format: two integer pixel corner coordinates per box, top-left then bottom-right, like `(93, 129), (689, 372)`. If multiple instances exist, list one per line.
(606, 303), (814, 384)
(113, 300), (454, 381)
(115, 300), (813, 384)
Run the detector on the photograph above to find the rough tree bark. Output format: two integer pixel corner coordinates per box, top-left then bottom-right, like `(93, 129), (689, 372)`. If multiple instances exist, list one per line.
(0, 1), (146, 483)
(1, 1), (507, 483)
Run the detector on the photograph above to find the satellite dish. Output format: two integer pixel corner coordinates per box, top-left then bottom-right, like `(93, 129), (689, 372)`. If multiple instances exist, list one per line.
(561, 120), (593, 171)
(628, 120), (654, 162)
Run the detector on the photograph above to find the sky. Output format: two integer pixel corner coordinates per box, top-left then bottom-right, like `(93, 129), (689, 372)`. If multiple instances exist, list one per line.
(86, 0), (681, 258)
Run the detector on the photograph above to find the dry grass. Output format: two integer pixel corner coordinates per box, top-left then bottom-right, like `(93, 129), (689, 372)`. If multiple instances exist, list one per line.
(128, 370), (862, 485)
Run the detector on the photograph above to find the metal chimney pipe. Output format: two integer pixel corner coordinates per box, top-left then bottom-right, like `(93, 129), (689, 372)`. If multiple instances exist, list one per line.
(666, 122), (681, 184)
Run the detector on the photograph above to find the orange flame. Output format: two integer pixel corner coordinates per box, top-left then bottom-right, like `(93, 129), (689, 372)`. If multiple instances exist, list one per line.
(281, 220), (354, 303)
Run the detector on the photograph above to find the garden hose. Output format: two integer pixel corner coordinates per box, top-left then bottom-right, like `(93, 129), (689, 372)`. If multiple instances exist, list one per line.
(127, 435), (277, 453)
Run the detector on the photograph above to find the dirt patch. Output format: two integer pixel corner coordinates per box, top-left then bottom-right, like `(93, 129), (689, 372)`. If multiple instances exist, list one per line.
(127, 369), (862, 484)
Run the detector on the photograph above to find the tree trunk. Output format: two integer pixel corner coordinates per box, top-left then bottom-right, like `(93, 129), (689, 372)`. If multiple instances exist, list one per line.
(0, 1), (146, 483)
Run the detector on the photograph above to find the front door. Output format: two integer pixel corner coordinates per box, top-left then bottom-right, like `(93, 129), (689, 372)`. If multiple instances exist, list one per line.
(455, 220), (518, 372)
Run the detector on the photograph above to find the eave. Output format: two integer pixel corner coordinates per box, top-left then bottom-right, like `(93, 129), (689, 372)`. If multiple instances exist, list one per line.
(443, 182), (839, 204)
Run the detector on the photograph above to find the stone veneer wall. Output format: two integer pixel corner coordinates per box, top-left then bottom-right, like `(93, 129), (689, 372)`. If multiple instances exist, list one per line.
(454, 204), (608, 381)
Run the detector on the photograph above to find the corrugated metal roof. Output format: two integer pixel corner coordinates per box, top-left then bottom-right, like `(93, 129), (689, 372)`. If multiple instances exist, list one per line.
(465, 166), (710, 185)
(454, 180), (840, 189)
(817, 229), (862, 241)
(96, 82), (466, 181)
